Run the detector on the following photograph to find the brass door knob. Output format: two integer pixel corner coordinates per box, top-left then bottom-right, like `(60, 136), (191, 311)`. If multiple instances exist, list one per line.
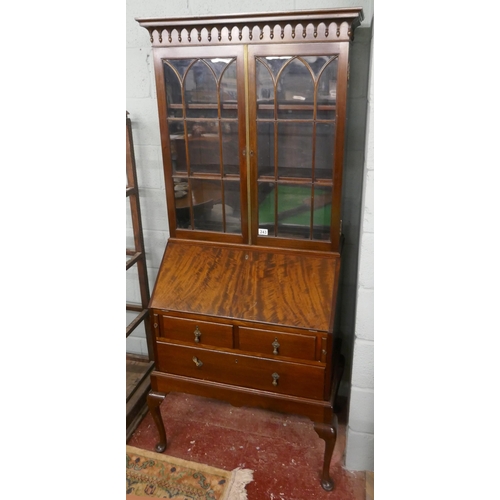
(192, 356), (203, 367)
(272, 372), (280, 386)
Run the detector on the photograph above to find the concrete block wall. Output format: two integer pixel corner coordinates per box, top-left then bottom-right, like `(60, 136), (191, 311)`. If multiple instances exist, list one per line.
(126, 0), (374, 471)
(345, 25), (374, 471)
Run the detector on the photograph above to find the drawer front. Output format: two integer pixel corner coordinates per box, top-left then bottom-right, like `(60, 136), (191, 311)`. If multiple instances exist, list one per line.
(239, 327), (317, 361)
(159, 315), (233, 349)
(156, 341), (325, 400)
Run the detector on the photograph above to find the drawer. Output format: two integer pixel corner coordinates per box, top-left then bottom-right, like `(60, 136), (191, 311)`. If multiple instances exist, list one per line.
(156, 341), (325, 400)
(158, 315), (233, 349)
(238, 327), (317, 361)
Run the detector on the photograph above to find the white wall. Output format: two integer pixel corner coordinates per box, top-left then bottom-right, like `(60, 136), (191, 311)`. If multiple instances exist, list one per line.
(126, 0), (374, 471)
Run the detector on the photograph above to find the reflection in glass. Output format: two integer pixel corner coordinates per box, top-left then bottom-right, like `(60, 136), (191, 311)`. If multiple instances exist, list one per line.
(187, 122), (220, 174)
(278, 59), (314, 119)
(221, 121), (239, 176)
(317, 56), (338, 103)
(257, 183), (333, 241)
(174, 177), (242, 234)
(315, 122), (335, 180)
(220, 60), (238, 119)
(252, 54), (340, 241)
(173, 176), (190, 228)
(164, 62), (183, 117)
(184, 60), (218, 106)
(277, 122), (313, 179)
(276, 184), (313, 239)
(312, 185), (332, 240)
(257, 121), (274, 178)
(256, 59), (274, 119)
(188, 179), (223, 231)
(255, 55), (339, 117)
(257, 181), (276, 231)
(192, 179), (223, 232)
(169, 59), (194, 79)
(169, 122), (187, 174)
(258, 183), (316, 239)
(316, 106), (336, 121)
(223, 179), (242, 234)
(206, 58), (233, 79)
(164, 57), (243, 235)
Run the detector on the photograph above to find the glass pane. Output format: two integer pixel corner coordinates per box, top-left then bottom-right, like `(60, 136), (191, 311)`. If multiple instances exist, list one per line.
(163, 62), (183, 118)
(223, 179), (242, 234)
(184, 60), (218, 116)
(169, 122), (187, 174)
(206, 57), (232, 79)
(316, 105), (336, 121)
(262, 56), (291, 78)
(168, 59), (194, 79)
(191, 179), (223, 231)
(220, 60), (238, 118)
(187, 122), (220, 174)
(276, 184), (313, 239)
(277, 122), (313, 179)
(257, 181), (276, 234)
(174, 178), (242, 234)
(277, 58), (314, 119)
(312, 185), (332, 241)
(257, 183), (330, 240)
(163, 56), (245, 237)
(315, 122), (335, 180)
(221, 121), (239, 176)
(173, 176), (190, 228)
(256, 59), (274, 119)
(317, 56), (338, 104)
(257, 121), (275, 178)
(302, 56), (328, 76)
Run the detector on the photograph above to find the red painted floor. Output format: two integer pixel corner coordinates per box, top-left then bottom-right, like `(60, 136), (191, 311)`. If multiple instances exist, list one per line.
(128, 392), (367, 499)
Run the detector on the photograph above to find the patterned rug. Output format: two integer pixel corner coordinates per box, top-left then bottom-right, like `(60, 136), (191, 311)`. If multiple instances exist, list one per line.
(126, 445), (254, 499)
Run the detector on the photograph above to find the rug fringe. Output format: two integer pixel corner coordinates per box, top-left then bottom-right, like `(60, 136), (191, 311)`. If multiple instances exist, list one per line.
(221, 467), (254, 500)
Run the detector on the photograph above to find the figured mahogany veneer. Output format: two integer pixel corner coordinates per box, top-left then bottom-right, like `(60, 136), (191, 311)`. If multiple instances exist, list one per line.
(150, 239), (339, 332)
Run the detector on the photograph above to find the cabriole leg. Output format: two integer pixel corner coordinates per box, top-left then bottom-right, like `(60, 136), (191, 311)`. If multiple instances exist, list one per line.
(147, 391), (167, 453)
(314, 414), (338, 491)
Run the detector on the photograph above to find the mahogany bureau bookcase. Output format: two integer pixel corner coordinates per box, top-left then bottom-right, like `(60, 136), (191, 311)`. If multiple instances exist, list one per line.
(136, 8), (364, 491)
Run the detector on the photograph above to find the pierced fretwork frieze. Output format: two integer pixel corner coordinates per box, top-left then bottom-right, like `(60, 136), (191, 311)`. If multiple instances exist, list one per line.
(140, 11), (363, 47)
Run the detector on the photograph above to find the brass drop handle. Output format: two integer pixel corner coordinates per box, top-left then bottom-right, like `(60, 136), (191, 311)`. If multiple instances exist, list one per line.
(272, 338), (280, 355)
(192, 356), (203, 368)
(272, 372), (280, 386)
(194, 326), (201, 343)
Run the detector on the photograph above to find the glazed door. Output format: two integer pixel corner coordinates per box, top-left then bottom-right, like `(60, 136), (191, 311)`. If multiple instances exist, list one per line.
(248, 43), (349, 252)
(153, 45), (248, 243)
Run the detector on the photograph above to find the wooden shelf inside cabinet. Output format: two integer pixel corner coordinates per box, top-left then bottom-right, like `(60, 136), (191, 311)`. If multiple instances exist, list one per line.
(126, 111), (155, 438)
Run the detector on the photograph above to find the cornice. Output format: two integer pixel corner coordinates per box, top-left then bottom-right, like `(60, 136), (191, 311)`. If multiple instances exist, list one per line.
(136, 8), (364, 46)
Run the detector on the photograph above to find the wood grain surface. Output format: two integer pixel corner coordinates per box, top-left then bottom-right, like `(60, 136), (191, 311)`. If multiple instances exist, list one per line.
(150, 239), (339, 331)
